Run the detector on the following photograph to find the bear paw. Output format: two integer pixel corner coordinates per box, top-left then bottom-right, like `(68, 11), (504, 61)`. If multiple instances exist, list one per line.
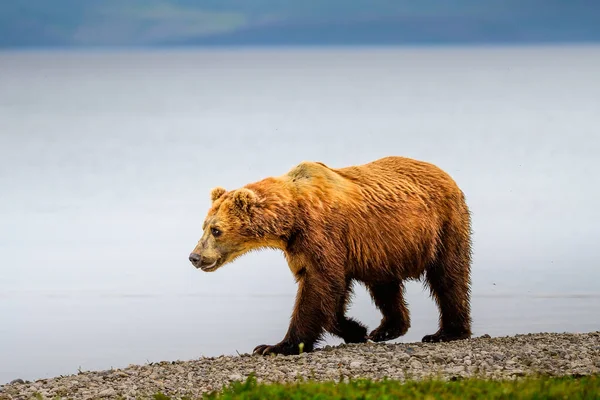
(252, 341), (312, 356)
(338, 318), (368, 344)
(368, 323), (408, 343)
(421, 329), (470, 343)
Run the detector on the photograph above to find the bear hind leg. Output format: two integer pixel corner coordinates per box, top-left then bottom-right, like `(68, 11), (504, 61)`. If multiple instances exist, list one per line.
(366, 281), (410, 342)
(422, 222), (472, 342)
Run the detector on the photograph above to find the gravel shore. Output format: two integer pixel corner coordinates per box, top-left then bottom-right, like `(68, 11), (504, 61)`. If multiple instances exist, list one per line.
(2, 331), (599, 399)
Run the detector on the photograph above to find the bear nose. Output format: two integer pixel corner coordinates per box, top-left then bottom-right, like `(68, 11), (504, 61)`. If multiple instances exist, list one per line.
(189, 253), (202, 265)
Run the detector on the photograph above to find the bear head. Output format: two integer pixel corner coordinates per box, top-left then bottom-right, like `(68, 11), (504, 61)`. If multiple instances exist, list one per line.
(189, 185), (285, 272)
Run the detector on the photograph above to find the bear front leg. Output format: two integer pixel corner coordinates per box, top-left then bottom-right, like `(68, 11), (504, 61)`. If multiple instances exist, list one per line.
(253, 270), (343, 356)
(366, 281), (410, 342)
(331, 316), (368, 344)
(329, 279), (368, 344)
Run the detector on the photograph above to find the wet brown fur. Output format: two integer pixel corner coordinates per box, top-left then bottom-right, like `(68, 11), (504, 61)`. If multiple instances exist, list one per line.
(190, 156), (473, 355)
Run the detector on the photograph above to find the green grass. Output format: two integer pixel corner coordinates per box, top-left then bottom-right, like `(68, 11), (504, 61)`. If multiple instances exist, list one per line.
(167, 374), (600, 400)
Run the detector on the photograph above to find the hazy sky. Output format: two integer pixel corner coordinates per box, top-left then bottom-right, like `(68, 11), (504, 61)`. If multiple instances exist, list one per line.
(1, 0), (599, 47)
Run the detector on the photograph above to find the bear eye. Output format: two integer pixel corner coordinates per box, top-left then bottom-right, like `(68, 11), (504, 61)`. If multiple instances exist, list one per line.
(210, 227), (222, 237)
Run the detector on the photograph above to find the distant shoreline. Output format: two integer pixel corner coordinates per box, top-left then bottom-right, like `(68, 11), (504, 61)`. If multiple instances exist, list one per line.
(3, 40), (600, 52)
(2, 331), (598, 399)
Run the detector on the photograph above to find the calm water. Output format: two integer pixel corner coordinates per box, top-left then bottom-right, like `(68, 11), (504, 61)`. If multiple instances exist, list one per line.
(1, 45), (599, 384)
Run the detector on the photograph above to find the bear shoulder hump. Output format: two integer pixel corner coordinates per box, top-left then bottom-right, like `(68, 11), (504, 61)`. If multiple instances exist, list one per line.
(286, 161), (330, 182)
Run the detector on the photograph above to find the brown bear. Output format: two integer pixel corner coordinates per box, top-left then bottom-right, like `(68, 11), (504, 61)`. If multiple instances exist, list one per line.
(189, 156), (472, 356)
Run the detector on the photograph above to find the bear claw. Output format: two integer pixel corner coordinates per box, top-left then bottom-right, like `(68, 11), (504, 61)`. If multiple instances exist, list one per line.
(368, 324), (408, 343)
(252, 344), (273, 356)
(252, 341), (310, 356)
(422, 330), (470, 343)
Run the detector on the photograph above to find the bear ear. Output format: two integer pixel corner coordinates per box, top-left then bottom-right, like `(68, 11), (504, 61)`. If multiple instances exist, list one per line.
(232, 188), (258, 213)
(210, 187), (227, 203)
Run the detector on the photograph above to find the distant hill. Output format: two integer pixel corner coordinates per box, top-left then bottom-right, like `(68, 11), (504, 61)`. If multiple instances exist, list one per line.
(1, 0), (599, 48)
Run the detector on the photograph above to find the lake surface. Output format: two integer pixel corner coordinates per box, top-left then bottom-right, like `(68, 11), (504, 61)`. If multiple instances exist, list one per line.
(1, 45), (599, 384)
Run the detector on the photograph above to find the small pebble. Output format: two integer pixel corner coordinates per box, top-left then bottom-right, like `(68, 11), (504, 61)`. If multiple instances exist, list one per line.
(350, 361), (362, 369)
(98, 388), (116, 397)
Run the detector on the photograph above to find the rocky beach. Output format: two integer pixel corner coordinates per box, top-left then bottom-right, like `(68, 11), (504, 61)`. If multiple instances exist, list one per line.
(1, 331), (599, 399)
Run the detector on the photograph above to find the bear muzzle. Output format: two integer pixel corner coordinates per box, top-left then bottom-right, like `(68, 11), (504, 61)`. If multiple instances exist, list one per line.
(188, 252), (220, 271)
